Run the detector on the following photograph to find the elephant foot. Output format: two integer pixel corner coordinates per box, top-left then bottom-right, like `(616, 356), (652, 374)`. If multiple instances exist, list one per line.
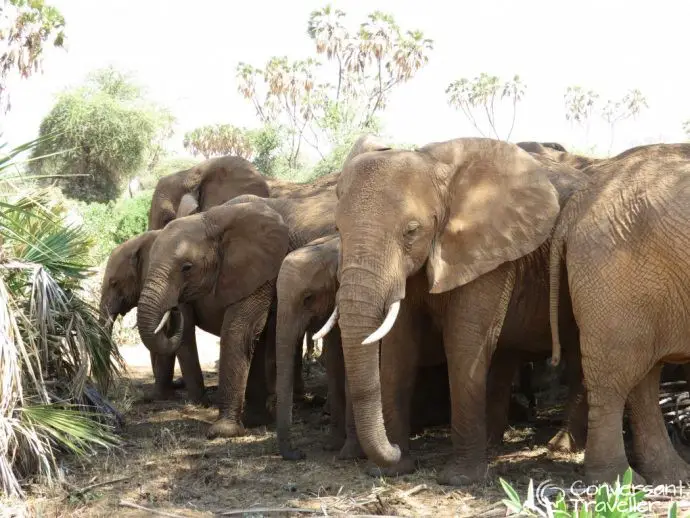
(188, 392), (211, 408)
(365, 456), (416, 478)
(437, 458), (488, 487)
(279, 442), (306, 461)
(207, 418), (246, 439)
(337, 438), (366, 460)
(637, 456), (690, 485)
(547, 429), (584, 454)
(172, 377), (186, 390)
(585, 463), (646, 486)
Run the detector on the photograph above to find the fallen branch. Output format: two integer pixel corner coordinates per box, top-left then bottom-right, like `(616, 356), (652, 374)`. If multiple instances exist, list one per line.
(400, 484), (428, 498)
(118, 500), (187, 518)
(68, 476), (130, 499)
(217, 508), (320, 516)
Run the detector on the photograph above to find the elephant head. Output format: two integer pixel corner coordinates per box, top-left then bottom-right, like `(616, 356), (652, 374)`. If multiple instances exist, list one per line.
(137, 197), (290, 355)
(321, 136), (561, 466)
(148, 155), (271, 230)
(100, 230), (159, 334)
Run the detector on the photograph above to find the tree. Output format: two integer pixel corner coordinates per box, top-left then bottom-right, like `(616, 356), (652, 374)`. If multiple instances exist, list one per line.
(0, 137), (122, 496)
(564, 85), (599, 148)
(446, 73), (526, 141)
(601, 88), (648, 154)
(183, 124), (253, 159)
(236, 6), (433, 176)
(0, 0), (66, 112)
(30, 66), (174, 203)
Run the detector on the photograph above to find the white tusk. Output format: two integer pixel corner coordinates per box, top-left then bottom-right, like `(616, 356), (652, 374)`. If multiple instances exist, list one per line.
(154, 310), (171, 334)
(312, 306), (339, 341)
(362, 301), (401, 345)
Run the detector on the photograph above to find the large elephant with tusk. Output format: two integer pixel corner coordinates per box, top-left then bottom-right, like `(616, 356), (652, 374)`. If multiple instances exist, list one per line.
(136, 184), (338, 438)
(314, 135), (589, 486)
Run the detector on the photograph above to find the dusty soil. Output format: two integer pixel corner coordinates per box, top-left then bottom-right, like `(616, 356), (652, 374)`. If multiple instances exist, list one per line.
(15, 328), (690, 517)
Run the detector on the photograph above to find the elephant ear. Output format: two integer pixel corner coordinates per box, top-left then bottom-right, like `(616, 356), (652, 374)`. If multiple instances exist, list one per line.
(208, 201), (290, 305)
(424, 139), (560, 294)
(176, 191), (199, 218)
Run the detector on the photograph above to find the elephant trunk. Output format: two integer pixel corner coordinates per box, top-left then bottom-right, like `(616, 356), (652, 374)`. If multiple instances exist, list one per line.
(275, 303), (308, 459)
(136, 274), (184, 355)
(337, 263), (402, 467)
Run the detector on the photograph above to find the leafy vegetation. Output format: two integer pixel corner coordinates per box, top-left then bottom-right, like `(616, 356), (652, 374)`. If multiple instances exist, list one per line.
(0, 137), (124, 497)
(29, 66), (174, 202)
(0, 0), (66, 112)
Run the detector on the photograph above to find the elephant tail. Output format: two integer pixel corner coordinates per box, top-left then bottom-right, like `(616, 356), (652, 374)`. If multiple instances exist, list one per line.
(548, 229), (567, 367)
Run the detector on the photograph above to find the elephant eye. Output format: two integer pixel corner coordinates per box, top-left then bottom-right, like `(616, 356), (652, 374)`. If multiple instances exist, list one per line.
(109, 279), (117, 288)
(181, 262), (192, 273)
(303, 293), (314, 306)
(404, 220), (421, 237)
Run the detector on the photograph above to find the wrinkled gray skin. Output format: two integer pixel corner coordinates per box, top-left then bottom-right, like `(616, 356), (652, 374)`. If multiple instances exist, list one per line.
(144, 155), (335, 397)
(517, 141), (602, 172)
(274, 235), (360, 460)
(137, 183), (338, 438)
(327, 136), (588, 486)
(550, 143), (690, 485)
(99, 231), (208, 403)
(275, 235), (452, 461)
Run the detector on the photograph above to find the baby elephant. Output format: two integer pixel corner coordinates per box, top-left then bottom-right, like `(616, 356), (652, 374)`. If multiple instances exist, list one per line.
(275, 235), (451, 461)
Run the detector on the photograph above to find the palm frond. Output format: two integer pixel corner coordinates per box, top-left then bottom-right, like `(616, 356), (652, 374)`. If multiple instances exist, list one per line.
(0, 137), (125, 497)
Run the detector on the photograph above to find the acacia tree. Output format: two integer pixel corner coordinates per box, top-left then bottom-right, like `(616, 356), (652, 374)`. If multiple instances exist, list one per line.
(601, 88), (648, 154)
(30, 67), (174, 202)
(236, 5), (433, 175)
(564, 85), (599, 147)
(0, 0), (66, 112)
(446, 73), (526, 141)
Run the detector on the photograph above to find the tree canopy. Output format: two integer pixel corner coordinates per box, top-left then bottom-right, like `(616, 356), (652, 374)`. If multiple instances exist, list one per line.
(0, 0), (66, 112)
(30, 66), (174, 203)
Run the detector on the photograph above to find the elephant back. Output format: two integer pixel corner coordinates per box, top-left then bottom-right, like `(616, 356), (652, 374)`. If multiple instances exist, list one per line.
(183, 155), (270, 211)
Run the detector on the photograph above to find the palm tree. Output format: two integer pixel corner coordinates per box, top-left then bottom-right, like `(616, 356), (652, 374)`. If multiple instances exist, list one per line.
(307, 5), (349, 103)
(0, 136), (123, 497)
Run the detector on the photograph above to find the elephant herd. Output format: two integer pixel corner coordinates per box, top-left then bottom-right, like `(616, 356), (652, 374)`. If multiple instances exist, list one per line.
(100, 136), (690, 487)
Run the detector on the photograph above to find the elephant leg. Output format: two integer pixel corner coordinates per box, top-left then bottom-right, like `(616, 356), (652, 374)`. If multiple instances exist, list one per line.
(244, 336), (273, 427)
(175, 305), (208, 406)
(486, 348), (520, 446)
(548, 343), (587, 453)
(365, 303), (421, 478)
(207, 283), (273, 439)
(581, 329), (649, 485)
(324, 329), (346, 451)
(438, 263), (514, 487)
(150, 352), (176, 400)
(628, 363), (690, 483)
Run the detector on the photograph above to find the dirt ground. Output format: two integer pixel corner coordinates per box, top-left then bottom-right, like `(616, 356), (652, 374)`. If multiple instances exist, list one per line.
(14, 328), (690, 517)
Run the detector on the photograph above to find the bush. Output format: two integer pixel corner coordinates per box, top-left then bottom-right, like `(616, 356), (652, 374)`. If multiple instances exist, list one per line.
(78, 189), (153, 265)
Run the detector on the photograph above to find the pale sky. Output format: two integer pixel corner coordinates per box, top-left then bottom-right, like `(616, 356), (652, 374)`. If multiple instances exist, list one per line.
(3, 0), (690, 159)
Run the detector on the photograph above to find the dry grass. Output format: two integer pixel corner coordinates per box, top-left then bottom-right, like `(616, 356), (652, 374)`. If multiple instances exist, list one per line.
(11, 335), (690, 517)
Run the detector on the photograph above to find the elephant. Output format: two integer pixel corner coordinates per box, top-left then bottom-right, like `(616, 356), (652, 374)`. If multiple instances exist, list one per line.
(549, 143), (690, 484)
(313, 135), (589, 486)
(274, 234), (452, 461)
(99, 230), (206, 403)
(517, 141), (602, 171)
(136, 184), (338, 438)
(144, 155), (336, 393)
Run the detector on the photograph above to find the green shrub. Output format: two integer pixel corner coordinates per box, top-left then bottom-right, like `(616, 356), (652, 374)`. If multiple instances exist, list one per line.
(112, 190), (152, 244)
(78, 189), (153, 265)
